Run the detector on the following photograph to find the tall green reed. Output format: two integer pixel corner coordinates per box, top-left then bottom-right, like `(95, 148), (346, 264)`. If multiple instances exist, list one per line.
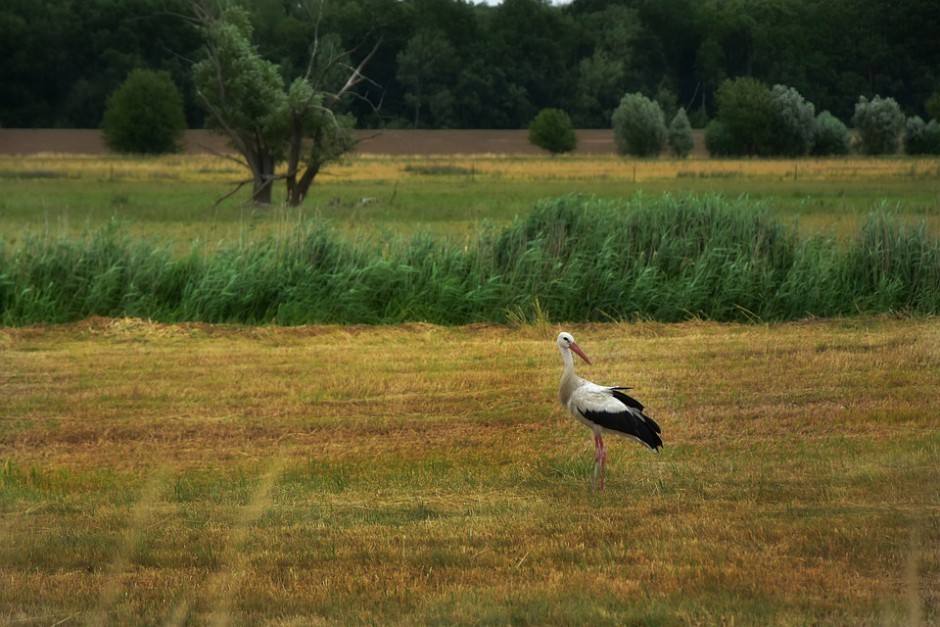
(1, 195), (937, 325)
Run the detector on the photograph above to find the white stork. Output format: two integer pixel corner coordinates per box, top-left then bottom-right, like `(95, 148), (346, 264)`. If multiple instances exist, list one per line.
(556, 331), (662, 491)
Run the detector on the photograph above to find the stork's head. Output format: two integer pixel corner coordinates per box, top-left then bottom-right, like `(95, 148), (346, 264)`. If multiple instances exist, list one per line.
(557, 331), (591, 364)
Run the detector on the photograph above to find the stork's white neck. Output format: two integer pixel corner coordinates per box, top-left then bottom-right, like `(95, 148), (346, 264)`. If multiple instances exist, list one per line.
(558, 346), (581, 406)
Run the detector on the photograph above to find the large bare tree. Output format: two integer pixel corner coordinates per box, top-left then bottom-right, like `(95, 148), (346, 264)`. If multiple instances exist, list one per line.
(191, 1), (379, 206)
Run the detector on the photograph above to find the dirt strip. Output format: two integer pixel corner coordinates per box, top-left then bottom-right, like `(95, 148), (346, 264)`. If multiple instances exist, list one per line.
(0, 128), (707, 157)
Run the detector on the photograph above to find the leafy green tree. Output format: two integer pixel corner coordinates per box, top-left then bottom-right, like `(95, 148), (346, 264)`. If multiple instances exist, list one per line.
(452, 59), (514, 128)
(5, 0), (940, 134)
(528, 108), (577, 155)
(396, 28), (457, 128)
(655, 84), (678, 121)
(573, 50), (624, 127)
(925, 120), (940, 154)
(704, 119), (743, 157)
(191, 3), (378, 206)
(101, 69), (186, 154)
(612, 93), (666, 157)
(570, 5), (637, 127)
(714, 77), (774, 156)
(852, 95), (904, 155)
(488, 0), (577, 128)
(667, 107), (694, 157)
(193, 4), (287, 203)
(694, 37), (726, 111)
(926, 92), (940, 123)
(769, 84), (815, 156)
(811, 111), (851, 156)
(904, 116), (940, 155)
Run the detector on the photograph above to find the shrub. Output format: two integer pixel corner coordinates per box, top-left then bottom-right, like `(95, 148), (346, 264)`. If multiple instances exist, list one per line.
(528, 108), (577, 154)
(811, 111), (851, 156)
(925, 92), (940, 122)
(927, 120), (940, 153)
(714, 77), (774, 156)
(102, 69), (186, 154)
(704, 119), (744, 157)
(904, 116), (928, 154)
(667, 108), (694, 157)
(904, 116), (940, 155)
(769, 84), (815, 156)
(612, 93), (667, 157)
(852, 95), (904, 155)
(688, 105), (709, 129)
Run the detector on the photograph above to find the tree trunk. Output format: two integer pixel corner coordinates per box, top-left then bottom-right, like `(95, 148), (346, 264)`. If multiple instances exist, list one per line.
(285, 120), (304, 205)
(287, 163), (320, 207)
(253, 177), (274, 204)
(251, 153), (276, 204)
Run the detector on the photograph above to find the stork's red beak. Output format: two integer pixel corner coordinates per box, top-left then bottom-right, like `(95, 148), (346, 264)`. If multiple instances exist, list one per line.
(570, 342), (591, 365)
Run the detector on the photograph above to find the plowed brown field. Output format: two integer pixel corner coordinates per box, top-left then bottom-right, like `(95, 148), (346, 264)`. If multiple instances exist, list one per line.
(0, 128), (708, 157)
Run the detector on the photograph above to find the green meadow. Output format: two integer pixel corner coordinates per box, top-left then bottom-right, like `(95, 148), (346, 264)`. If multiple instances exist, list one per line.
(1, 152), (938, 624)
(2, 153), (939, 242)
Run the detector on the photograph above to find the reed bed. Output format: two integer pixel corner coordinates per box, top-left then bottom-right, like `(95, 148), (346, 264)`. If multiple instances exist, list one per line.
(2, 194), (938, 325)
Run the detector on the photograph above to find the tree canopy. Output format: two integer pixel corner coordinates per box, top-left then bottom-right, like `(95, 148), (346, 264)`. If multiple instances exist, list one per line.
(102, 69), (186, 154)
(1, 0), (938, 130)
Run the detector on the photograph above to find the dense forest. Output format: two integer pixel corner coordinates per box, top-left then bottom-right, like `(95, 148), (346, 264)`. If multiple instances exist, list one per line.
(1, 0), (938, 131)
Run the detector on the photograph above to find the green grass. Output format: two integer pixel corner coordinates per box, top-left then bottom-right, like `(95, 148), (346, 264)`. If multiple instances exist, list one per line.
(1, 153), (937, 623)
(2, 166), (939, 244)
(2, 194), (938, 325)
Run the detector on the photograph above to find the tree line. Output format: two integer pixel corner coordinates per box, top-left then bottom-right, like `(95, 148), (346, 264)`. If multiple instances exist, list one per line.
(1, 0), (938, 132)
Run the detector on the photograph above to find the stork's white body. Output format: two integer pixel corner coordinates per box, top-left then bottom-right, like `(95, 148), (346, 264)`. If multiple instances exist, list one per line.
(556, 332), (663, 490)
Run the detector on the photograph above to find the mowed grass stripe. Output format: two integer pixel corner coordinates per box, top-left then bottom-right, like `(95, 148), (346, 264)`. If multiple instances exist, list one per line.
(0, 319), (937, 623)
(89, 467), (170, 626)
(204, 457), (285, 627)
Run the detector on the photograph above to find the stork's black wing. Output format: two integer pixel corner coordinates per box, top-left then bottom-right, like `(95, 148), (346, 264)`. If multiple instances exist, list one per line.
(580, 386), (663, 450)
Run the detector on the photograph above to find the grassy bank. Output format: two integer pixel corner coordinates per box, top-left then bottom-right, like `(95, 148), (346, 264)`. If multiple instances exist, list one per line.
(1, 318), (937, 624)
(2, 194), (938, 325)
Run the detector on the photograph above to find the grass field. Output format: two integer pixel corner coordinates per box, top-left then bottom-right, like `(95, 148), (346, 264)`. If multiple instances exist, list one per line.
(2, 153), (939, 244)
(1, 317), (938, 624)
(1, 151), (939, 623)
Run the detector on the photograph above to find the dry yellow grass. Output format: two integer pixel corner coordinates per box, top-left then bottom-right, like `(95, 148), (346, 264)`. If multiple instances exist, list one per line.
(1, 317), (937, 624)
(3, 152), (938, 184)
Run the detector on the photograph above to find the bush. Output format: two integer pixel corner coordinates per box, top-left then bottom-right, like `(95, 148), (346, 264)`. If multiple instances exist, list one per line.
(667, 108), (694, 157)
(714, 77), (775, 156)
(926, 119), (940, 153)
(904, 116), (940, 155)
(925, 92), (940, 122)
(704, 119), (744, 157)
(852, 95), (904, 155)
(811, 111), (851, 156)
(528, 108), (577, 154)
(102, 69), (186, 154)
(769, 84), (815, 156)
(612, 93), (667, 157)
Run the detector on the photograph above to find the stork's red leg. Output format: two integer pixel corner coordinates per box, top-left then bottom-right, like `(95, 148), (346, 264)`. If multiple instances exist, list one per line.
(593, 433), (605, 492)
(598, 435), (607, 491)
(593, 434), (599, 490)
